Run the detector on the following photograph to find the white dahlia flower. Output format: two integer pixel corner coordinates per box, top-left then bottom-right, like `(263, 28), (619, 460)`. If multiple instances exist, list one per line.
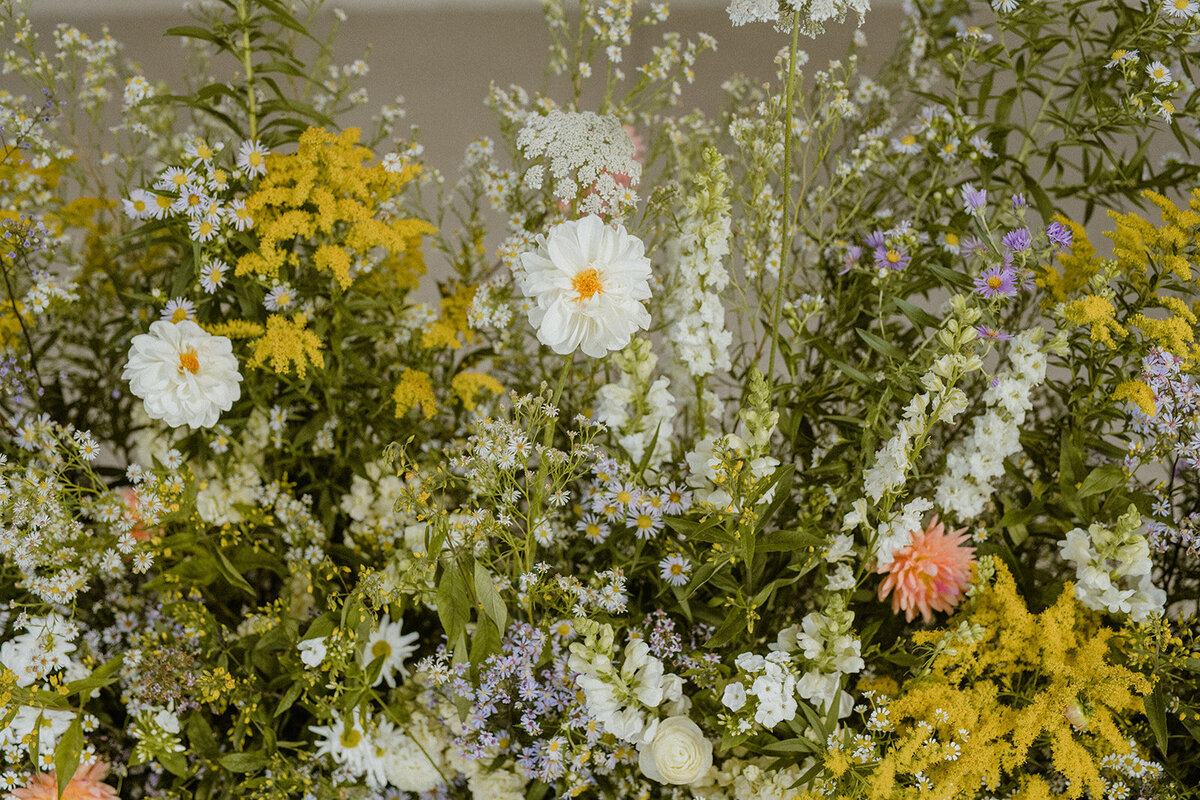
(123, 320), (242, 429)
(517, 214), (652, 358)
(638, 715), (713, 785)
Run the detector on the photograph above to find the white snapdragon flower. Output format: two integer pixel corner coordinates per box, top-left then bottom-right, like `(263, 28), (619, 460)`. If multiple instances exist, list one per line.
(638, 716), (713, 786)
(123, 320), (242, 429)
(298, 637), (327, 668)
(517, 215), (652, 358)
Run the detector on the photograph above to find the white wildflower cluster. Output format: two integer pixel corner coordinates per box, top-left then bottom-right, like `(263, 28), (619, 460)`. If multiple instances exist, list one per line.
(121, 137), (262, 246)
(595, 337), (677, 471)
(692, 756), (810, 800)
(935, 328), (1048, 518)
(22, 269), (78, 314)
(862, 300), (982, 505)
(720, 652), (798, 732)
(1059, 505), (1166, 623)
(774, 605), (862, 716)
(517, 110), (641, 216)
(522, 567), (630, 616)
(467, 277), (518, 334)
(568, 622), (686, 745)
(340, 459), (414, 550)
(196, 461), (261, 527)
(728, 0), (870, 36)
(2, 423), (180, 601)
(664, 148), (733, 381)
(310, 708), (449, 793)
(0, 612), (87, 765)
(684, 432), (778, 511)
(889, 103), (993, 164)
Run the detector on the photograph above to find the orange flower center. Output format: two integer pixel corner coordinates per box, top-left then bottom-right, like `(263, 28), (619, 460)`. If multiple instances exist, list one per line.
(986, 275), (1003, 289)
(572, 267), (604, 301)
(178, 348), (200, 374)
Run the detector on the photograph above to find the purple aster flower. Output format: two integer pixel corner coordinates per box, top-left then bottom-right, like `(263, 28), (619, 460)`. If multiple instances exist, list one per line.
(961, 183), (987, 213)
(1046, 220), (1073, 250)
(873, 245), (911, 271)
(840, 244), (862, 274)
(864, 230), (886, 249)
(960, 235), (985, 256)
(973, 264), (1017, 298)
(1001, 227), (1031, 252)
(1011, 192), (1028, 209)
(975, 325), (1013, 340)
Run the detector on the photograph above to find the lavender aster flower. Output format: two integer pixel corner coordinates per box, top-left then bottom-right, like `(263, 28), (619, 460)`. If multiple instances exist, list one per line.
(961, 183), (987, 214)
(840, 244), (862, 274)
(973, 265), (1017, 298)
(864, 230), (886, 249)
(1011, 192), (1028, 209)
(1046, 220), (1073, 250)
(960, 235), (985, 256)
(975, 325), (1013, 340)
(1001, 227), (1032, 252)
(873, 245), (911, 271)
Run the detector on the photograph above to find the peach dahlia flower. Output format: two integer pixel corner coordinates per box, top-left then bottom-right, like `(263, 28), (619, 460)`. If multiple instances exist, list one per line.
(11, 762), (120, 800)
(877, 515), (975, 623)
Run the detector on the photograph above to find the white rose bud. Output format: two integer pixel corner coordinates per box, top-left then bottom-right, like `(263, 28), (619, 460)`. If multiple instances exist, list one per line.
(638, 716), (713, 786)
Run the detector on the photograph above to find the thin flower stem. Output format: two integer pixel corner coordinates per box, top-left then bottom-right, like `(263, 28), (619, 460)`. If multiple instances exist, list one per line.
(238, 0), (259, 142)
(767, 12), (802, 382)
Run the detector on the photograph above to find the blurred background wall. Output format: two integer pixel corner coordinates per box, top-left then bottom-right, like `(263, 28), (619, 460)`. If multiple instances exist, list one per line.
(21, 0), (906, 173)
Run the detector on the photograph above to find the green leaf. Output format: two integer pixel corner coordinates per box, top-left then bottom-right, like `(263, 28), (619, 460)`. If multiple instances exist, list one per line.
(830, 358), (870, 385)
(54, 716), (83, 799)
(704, 608), (747, 649)
(855, 328), (905, 361)
(1144, 686), (1169, 756)
(473, 562), (508, 635)
(1077, 464), (1126, 499)
(437, 566), (471, 657)
(756, 528), (825, 553)
(892, 297), (939, 329)
(274, 682), (303, 718)
(211, 546), (255, 596)
(219, 751), (268, 773)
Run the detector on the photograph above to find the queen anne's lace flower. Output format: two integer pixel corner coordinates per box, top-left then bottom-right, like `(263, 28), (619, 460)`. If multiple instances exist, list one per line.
(123, 320), (242, 429)
(517, 215), (652, 358)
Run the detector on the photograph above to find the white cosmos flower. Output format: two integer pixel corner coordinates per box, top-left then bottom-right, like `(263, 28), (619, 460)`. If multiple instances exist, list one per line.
(123, 320), (242, 429)
(363, 614), (420, 688)
(638, 715), (713, 785)
(517, 214), (652, 358)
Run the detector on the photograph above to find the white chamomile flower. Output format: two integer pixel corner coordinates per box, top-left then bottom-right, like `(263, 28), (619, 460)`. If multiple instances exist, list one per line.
(516, 214), (652, 359)
(122, 189), (154, 220)
(236, 139), (269, 177)
(161, 297), (196, 324)
(1146, 61), (1172, 84)
(122, 320), (242, 429)
(199, 259), (228, 294)
(188, 216), (218, 242)
(659, 554), (690, 586)
(264, 283), (296, 312)
(363, 614), (419, 688)
(227, 199), (254, 231)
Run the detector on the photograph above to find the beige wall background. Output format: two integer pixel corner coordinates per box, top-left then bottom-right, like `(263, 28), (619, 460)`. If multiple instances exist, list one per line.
(20, 1), (906, 173)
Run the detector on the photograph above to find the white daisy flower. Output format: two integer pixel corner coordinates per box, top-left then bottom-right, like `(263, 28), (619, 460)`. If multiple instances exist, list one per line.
(236, 139), (269, 177)
(264, 283), (296, 312)
(123, 320), (242, 429)
(1147, 61), (1172, 84)
(363, 614), (419, 688)
(160, 297), (196, 324)
(659, 554), (690, 586)
(516, 215), (652, 359)
(199, 259), (228, 294)
(147, 193), (174, 220)
(188, 216), (218, 242)
(122, 189), (155, 219)
(227, 199), (254, 231)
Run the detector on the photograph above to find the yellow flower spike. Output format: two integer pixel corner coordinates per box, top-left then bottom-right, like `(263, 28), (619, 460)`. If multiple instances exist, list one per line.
(451, 372), (504, 412)
(1131, 312), (1194, 356)
(1113, 380), (1157, 417)
(1063, 295), (1125, 347)
(393, 369), (437, 419)
(201, 319), (265, 339)
(248, 314), (324, 379)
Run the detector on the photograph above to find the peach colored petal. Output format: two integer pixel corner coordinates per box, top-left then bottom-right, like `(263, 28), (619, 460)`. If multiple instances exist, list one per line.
(877, 515), (975, 624)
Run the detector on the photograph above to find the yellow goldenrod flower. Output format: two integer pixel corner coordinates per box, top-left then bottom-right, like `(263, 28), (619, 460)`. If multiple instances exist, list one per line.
(248, 314), (324, 379)
(1113, 380), (1157, 416)
(1063, 295), (1125, 347)
(450, 371), (504, 411)
(393, 369), (437, 419)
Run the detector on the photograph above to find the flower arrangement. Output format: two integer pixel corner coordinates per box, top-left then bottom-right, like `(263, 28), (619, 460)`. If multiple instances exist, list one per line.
(0, 0), (1199, 799)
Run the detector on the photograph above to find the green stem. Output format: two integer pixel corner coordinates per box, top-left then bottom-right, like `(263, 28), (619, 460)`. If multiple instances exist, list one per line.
(238, 0), (259, 141)
(767, 12), (802, 382)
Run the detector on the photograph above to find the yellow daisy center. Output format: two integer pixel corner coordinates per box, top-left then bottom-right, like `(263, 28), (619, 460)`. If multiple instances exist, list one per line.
(901, 135), (916, 146)
(670, 563), (684, 576)
(178, 347), (199, 373)
(171, 307), (190, 324)
(340, 729), (362, 748)
(248, 151), (264, 166)
(944, 233), (959, 246)
(371, 640), (391, 660)
(987, 275), (1004, 289)
(886, 249), (902, 264)
(572, 267), (605, 301)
